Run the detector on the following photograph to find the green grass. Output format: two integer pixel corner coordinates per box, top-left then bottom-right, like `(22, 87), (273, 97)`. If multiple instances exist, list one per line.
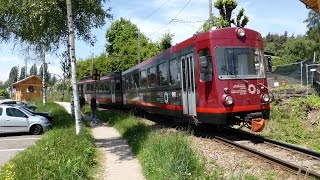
(47, 91), (72, 102)
(262, 95), (320, 152)
(0, 102), (98, 180)
(97, 110), (218, 179)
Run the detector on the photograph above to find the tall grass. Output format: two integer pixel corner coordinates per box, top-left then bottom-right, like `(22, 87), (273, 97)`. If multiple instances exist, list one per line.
(262, 95), (320, 152)
(0, 102), (97, 180)
(97, 110), (217, 179)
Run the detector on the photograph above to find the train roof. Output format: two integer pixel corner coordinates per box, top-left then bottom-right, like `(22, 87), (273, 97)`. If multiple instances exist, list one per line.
(122, 27), (262, 75)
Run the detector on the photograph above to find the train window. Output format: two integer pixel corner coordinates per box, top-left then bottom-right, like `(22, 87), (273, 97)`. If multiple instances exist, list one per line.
(106, 81), (111, 92)
(100, 83), (104, 91)
(147, 67), (156, 87)
(216, 48), (265, 79)
(140, 70), (147, 88)
(133, 73), (140, 89)
(116, 81), (121, 91)
(199, 49), (212, 81)
(169, 59), (180, 85)
(157, 62), (168, 86)
(126, 79), (129, 90)
(129, 75), (134, 89)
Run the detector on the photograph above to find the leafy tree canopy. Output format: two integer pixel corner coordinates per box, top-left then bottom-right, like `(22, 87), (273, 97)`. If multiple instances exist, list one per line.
(19, 66), (26, 80)
(105, 18), (159, 72)
(29, 63), (37, 76)
(199, 0), (249, 32)
(6, 66), (18, 85)
(0, 0), (112, 53)
(304, 10), (320, 31)
(39, 63), (51, 83)
(159, 31), (174, 51)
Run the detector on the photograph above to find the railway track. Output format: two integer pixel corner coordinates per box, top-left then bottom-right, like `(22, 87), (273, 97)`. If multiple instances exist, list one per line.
(210, 129), (320, 178)
(103, 109), (320, 178)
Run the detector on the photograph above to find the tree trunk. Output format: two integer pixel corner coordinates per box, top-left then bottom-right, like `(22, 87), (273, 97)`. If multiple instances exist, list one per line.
(66, 0), (82, 135)
(41, 48), (46, 104)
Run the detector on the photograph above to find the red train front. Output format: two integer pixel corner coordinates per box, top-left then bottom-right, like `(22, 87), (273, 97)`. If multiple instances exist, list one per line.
(194, 28), (270, 132)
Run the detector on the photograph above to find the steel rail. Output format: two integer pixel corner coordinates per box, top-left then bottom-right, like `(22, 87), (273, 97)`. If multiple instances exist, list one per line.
(232, 129), (320, 159)
(214, 135), (320, 178)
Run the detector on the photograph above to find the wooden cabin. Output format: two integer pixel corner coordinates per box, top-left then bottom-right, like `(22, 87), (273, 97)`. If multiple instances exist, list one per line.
(13, 75), (44, 101)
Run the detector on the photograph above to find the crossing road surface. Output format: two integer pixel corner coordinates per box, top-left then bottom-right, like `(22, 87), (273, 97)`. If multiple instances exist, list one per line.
(0, 134), (41, 166)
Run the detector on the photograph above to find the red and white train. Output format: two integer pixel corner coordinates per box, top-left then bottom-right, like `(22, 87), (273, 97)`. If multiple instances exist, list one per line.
(78, 27), (271, 132)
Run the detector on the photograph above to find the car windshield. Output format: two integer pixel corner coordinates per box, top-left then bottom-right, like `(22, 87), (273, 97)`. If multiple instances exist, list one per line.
(19, 107), (35, 116)
(215, 47), (266, 79)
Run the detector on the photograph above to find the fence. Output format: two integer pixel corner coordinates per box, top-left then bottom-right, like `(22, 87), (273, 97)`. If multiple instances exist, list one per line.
(267, 59), (319, 98)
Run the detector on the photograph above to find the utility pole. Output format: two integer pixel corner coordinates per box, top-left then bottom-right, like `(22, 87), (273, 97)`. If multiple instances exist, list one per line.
(137, 28), (141, 64)
(25, 58), (27, 78)
(209, 0), (213, 29)
(66, 0), (82, 135)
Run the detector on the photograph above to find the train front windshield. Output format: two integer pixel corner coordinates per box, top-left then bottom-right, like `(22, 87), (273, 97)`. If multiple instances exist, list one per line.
(215, 47), (266, 79)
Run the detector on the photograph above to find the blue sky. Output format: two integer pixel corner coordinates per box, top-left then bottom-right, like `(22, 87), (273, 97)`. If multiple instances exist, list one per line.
(0, 0), (311, 82)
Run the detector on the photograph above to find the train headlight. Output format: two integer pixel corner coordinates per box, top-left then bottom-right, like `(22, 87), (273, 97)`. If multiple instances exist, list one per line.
(236, 28), (246, 38)
(261, 94), (270, 103)
(225, 95), (234, 106)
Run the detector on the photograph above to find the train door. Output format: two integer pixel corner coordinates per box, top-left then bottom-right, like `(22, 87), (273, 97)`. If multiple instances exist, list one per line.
(180, 52), (197, 117)
(111, 80), (116, 103)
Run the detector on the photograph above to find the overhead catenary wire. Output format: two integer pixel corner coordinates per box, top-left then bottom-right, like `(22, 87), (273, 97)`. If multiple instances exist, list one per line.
(148, 0), (192, 37)
(140, 0), (171, 24)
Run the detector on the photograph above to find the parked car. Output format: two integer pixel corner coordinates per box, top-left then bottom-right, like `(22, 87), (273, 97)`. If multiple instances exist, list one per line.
(0, 99), (37, 111)
(20, 106), (53, 123)
(0, 105), (51, 135)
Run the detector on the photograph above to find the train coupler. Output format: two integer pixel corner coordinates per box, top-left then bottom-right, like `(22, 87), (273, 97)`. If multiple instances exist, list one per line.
(192, 116), (201, 126)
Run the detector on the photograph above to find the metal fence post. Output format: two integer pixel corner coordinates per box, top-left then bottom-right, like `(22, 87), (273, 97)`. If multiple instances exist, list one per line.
(306, 65), (308, 95)
(301, 61), (303, 87)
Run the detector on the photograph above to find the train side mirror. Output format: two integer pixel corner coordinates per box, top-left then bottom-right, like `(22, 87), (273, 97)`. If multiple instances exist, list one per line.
(199, 56), (208, 68)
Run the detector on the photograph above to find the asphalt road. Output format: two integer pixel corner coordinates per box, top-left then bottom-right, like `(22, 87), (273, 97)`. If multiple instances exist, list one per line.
(0, 134), (41, 167)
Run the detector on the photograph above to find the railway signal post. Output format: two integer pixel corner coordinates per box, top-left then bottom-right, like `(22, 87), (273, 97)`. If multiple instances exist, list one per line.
(92, 68), (101, 98)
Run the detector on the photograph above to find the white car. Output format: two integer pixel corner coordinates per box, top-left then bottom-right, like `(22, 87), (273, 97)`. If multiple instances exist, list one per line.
(0, 105), (51, 135)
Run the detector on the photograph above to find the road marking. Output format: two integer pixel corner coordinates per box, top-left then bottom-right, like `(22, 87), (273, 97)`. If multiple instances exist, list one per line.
(0, 137), (40, 141)
(0, 148), (25, 152)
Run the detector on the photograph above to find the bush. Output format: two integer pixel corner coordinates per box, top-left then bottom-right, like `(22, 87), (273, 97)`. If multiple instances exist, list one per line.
(0, 89), (9, 98)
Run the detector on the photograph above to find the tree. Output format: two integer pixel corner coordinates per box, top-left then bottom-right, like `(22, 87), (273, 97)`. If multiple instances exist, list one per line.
(304, 10), (320, 62)
(39, 63), (51, 83)
(213, 0), (249, 28)
(263, 32), (288, 56)
(7, 66), (18, 85)
(279, 35), (315, 64)
(49, 76), (57, 86)
(19, 66), (26, 80)
(0, 0), (112, 53)
(304, 10), (320, 31)
(159, 31), (174, 51)
(29, 63), (37, 76)
(105, 18), (159, 72)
